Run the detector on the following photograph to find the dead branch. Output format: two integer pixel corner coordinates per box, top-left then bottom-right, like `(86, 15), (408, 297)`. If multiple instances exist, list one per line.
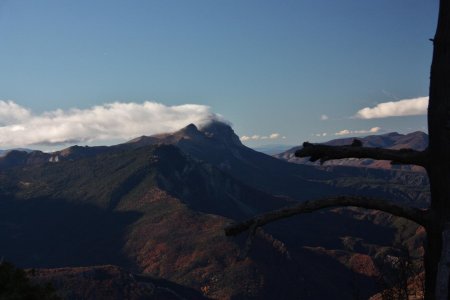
(295, 142), (429, 169)
(225, 196), (430, 237)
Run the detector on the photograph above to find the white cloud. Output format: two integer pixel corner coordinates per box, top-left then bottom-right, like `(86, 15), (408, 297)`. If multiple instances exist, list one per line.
(269, 133), (280, 139)
(335, 127), (381, 136)
(320, 114), (328, 121)
(240, 132), (283, 142)
(314, 133), (328, 137)
(335, 130), (350, 136)
(0, 100), (225, 148)
(355, 96), (428, 119)
(0, 100), (31, 125)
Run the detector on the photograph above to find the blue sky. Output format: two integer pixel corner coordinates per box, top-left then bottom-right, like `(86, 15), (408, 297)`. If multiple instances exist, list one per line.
(0, 0), (438, 149)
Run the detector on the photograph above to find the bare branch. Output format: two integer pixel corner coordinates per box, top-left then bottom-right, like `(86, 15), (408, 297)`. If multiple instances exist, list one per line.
(295, 142), (429, 169)
(225, 196), (430, 237)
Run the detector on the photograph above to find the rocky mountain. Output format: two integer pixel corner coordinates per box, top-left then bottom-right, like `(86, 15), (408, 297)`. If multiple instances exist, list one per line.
(274, 131), (428, 172)
(0, 122), (430, 299)
(0, 122), (393, 201)
(121, 122), (430, 205)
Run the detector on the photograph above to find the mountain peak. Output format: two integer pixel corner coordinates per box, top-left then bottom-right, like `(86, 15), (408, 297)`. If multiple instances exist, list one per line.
(177, 123), (200, 136)
(199, 121), (243, 147)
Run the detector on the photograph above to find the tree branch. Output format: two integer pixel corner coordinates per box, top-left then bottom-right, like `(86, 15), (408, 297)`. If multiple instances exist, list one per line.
(295, 142), (429, 169)
(225, 196), (430, 237)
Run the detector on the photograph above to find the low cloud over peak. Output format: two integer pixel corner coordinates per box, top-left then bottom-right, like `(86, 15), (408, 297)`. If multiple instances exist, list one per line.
(0, 100), (225, 148)
(355, 96), (428, 119)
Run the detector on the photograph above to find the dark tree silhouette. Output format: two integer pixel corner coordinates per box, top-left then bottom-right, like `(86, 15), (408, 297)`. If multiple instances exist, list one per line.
(0, 261), (60, 300)
(226, 2), (449, 299)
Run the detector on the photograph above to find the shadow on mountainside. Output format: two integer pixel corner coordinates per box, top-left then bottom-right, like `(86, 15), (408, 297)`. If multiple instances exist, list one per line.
(0, 196), (141, 269)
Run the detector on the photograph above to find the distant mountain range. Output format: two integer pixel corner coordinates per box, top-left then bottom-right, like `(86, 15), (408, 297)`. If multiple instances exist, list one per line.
(0, 122), (429, 299)
(252, 144), (295, 155)
(0, 148), (33, 157)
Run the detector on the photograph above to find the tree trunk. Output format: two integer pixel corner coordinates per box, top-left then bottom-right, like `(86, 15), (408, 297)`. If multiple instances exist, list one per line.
(436, 224), (450, 300)
(425, 224), (442, 299)
(427, 0), (450, 298)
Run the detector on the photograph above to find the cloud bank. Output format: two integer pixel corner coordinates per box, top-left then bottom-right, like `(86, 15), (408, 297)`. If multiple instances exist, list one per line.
(0, 100), (224, 148)
(355, 97), (428, 119)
